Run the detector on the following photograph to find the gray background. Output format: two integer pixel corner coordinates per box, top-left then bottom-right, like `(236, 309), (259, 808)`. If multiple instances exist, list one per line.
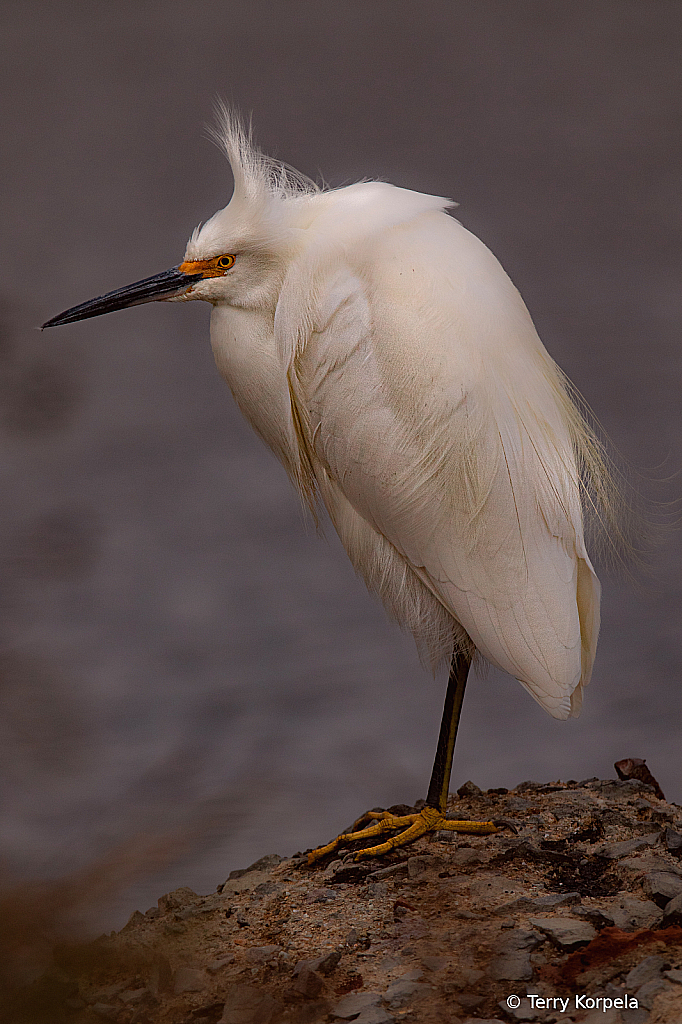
(1, 1), (680, 928)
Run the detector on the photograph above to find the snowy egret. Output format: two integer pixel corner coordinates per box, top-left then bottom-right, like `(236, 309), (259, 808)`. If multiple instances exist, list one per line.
(43, 110), (618, 862)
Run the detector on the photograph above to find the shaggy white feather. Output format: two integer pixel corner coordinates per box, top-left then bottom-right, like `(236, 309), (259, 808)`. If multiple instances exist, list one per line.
(188, 111), (617, 722)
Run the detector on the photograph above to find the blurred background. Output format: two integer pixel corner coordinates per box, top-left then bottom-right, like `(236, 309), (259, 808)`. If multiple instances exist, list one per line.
(1, 0), (680, 931)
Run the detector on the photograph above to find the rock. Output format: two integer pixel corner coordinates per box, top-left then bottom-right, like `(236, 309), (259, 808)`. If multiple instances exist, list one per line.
(494, 891), (580, 914)
(449, 847), (486, 866)
(367, 861), (409, 880)
(421, 955), (448, 971)
(595, 778), (658, 800)
(580, 1009), (623, 1024)
(148, 957), (173, 996)
(608, 895), (663, 931)
(407, 854), (440, 878)
(665, 968), (682, 984)
(492, 896), (534, 915)
(225, 854), (283, 881)
(643, 869), (682, 905)
(207, 957), (235, 973)
(531, 891), (581, 908)
(317, 949), (342, 975)
(158, 886), (198, 912)
(330, 862), (374, 884)
(597, 834), (661, 858)
(123, 910), (146, 930)
(176, 896), (225, 919)
(224, 871), (280, 894)
(528, 916), (596, 949)
(220, 983), (283, 1024)
(382, 977), (430, 1008)
(354, 1008), (395, 1024)
(448, 967), (485, 989)
(244, 945), (281, 964)
(292, 965), (325, 999)
(663, 893), (682, 923)
(173, 967), (208, 994)
(461, 1019), (506, 1024)
(637, 976), (671, 1009)
(574, 906), (615, 928)
(119, 988), (150, 1005)
(457, 993), (486, 1010)
(496, 996), (541, 1021)
(625, 954), (667, 989)
(614, 757), (666, 800)
(90, 983), (126, 1003)
(665, 827), (682, 854)
(489, 928), (543, 981)
(333, 991), (382, 1018)
(91, 1006), (119, 1021)
(457, 781), (483, 797)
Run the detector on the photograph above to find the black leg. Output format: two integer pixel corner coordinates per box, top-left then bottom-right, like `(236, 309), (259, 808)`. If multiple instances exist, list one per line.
(425, 647), (471, 814)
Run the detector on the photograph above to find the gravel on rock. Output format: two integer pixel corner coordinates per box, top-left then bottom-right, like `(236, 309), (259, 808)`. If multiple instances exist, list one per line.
(5, 772), (682, 1023)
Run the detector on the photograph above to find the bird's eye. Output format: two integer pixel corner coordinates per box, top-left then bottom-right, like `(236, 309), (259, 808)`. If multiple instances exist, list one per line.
(218, 255), (235, 270)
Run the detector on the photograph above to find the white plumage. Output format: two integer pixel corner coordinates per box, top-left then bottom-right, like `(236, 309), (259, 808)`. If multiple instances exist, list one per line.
(44, 109), (617, 733)
(187, 111), (605, 722)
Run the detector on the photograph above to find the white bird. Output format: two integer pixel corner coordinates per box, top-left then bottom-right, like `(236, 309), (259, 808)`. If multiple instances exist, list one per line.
(43, 109), (619, 861)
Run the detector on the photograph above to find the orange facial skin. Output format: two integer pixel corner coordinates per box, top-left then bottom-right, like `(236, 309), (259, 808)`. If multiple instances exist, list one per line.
(179, 254), (235, 278)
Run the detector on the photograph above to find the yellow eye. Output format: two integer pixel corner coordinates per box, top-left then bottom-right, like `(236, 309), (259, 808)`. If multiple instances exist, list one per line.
(218, 255), (235, 270)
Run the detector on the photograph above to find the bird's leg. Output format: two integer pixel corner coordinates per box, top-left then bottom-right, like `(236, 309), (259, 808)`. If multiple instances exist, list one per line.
(307, 649), (497, 865)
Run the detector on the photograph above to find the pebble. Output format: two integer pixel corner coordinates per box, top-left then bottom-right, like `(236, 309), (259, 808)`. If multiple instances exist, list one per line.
(489, 928), (543, 981)
(643, 869), (682, 903)
(383, 977), (431, 1008)
(244, 945), (281, 964)
(292, 964), (325, 998)
(665, 827), (682, 853)
(367, 861), (408, 880)
(625, 954), (667, 990)
(173, 967), (208, 994)
(158, 886), (198, 912)
(119, 988), (149, 1005)
(574, 906), (615, 928)
(448, 967), (485, 988)
(607, 896), (663, 931)
(637, 976), (671, 1009)
(421, 955), (448, 971)
(596, 834), (661, 858)
(354, 1007), (395, 1024)
(407, 854), (440, 878)
(317, 949), (343, 975)
(149, 956), (173, 996)
(225, 854), (284, 880)
(579, 1009), (623, 1024)
(220, 983), (282, 1024)
(334, 991), (382, 1018)
(91, 1006), (119, 1021)
(207, 957), (235, 973)
(494, 891), (580, 915)
(528, 916), (597, 949)
(461, 1019), (506, 1024)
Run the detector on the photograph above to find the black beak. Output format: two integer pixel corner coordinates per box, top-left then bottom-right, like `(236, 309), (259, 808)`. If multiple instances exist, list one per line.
(41, 266), (204, 329)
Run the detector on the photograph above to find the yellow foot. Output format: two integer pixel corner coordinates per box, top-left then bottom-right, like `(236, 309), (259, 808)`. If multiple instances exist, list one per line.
(307, 806), (497, 864)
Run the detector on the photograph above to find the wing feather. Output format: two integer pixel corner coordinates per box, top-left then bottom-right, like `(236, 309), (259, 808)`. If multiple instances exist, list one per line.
(288, 211), (600, 721)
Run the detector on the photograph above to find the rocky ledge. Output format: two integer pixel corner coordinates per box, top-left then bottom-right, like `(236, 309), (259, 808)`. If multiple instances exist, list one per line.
(6, 767), (682, 1024)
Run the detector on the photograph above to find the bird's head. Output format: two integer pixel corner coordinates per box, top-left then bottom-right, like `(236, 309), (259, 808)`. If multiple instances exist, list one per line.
(42, 108), (318, 329)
